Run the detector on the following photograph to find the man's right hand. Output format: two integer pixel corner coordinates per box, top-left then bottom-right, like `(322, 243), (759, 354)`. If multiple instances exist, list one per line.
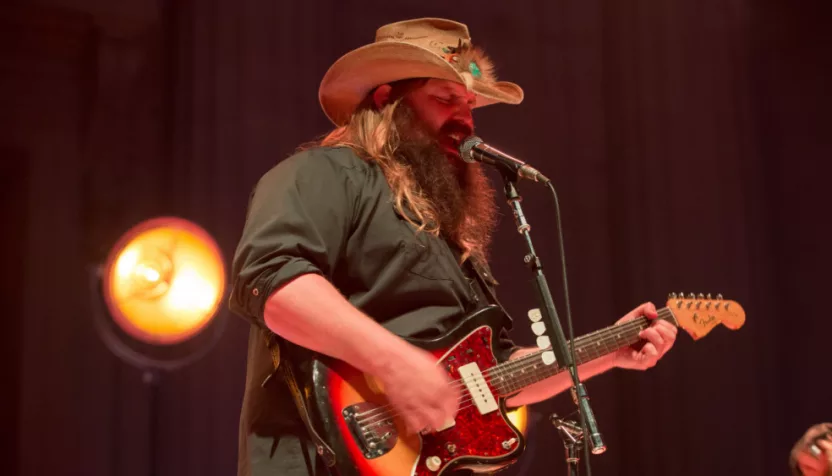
(262, 274), (460, 435)
(375, 343), (461, 435)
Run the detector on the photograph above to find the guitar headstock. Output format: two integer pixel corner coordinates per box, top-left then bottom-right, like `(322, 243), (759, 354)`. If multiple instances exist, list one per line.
(666, 292), (746, 340)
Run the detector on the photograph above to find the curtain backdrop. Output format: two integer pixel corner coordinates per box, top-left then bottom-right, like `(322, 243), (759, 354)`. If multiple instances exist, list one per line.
(2, 0), (830, 474)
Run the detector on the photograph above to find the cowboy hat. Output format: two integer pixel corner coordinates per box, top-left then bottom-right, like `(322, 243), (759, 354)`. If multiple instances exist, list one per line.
(318, 18), (524, 126)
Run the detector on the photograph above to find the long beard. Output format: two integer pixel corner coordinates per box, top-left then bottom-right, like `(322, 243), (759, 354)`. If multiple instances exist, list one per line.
(392, 104), (498, 262)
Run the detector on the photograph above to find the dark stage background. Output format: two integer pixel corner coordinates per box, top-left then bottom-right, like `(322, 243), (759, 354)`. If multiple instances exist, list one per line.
(2, 0), (830, 475)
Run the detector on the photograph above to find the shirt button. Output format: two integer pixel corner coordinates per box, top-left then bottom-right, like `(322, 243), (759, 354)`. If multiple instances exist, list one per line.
(252, 288), (260, 296)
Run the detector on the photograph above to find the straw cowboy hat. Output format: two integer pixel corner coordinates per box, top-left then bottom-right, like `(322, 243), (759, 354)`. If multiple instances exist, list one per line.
(319, 17), (524, 126)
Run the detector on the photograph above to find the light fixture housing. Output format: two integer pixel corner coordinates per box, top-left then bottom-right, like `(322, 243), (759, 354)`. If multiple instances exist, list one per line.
(100, 217), (226, 346)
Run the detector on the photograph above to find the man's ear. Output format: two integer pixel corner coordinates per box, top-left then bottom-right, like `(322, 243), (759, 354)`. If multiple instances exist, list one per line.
(372, 84), (393, 109)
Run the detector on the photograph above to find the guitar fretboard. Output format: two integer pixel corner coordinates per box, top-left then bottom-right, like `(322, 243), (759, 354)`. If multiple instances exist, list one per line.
(488, 307), (677, 395)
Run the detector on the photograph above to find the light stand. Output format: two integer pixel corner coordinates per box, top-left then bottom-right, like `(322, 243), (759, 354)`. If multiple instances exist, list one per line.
(90, 265), (227, 475)
(89, 216), (227, 476)
(499, 171), (605, 471)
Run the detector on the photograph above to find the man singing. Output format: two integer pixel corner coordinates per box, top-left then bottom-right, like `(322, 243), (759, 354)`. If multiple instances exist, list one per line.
(229, 17), (677, 476)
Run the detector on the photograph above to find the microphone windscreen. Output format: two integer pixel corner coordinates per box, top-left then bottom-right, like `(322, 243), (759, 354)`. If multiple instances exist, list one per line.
(459, 136), (484, 163)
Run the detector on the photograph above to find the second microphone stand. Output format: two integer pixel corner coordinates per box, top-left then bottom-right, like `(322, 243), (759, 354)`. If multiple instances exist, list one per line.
(500, 171), (606, 467)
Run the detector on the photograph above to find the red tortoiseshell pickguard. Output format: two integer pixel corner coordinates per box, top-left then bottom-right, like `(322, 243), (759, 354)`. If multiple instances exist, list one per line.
(414, 326), (521, 475)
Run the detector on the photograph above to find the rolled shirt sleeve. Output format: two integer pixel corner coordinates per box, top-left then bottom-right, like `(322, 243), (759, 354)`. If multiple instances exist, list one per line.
(228, 148), (359, 326)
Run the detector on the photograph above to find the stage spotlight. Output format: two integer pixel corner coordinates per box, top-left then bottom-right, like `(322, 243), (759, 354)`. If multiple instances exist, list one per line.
(101, 217), (225, 345)
(91, 217), (227, 372)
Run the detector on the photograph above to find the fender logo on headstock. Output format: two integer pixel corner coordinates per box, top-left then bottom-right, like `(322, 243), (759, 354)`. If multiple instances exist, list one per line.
(691, 313), (717, 328)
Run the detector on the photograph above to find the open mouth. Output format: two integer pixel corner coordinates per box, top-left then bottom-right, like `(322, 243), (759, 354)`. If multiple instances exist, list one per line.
(442, 131), (471, 157)
(448, 132), (467, 144)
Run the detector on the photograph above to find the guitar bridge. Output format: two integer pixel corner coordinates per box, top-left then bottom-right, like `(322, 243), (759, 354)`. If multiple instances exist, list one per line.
(342, 402), (399, 459)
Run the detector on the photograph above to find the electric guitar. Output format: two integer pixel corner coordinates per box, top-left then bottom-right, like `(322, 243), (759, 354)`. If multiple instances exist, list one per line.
(298, 293), (745, 476)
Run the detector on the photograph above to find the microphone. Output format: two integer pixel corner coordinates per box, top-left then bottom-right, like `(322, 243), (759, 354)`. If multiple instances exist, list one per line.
(459, 136), (550, 183)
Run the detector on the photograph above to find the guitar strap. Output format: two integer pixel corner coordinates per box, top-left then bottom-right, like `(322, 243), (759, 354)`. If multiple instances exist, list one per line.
(468, 258), (503, 309)
(465, 255), (515, 329)
(463, 256), (524, 366)
(260, 332), (337, 468)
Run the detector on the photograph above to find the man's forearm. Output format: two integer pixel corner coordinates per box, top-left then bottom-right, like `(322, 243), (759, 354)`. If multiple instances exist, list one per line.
(504, 347), (616, 407)
(262, 273), (408, 375)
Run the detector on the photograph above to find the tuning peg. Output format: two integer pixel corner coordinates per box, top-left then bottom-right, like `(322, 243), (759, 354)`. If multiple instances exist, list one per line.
(679, 292), (685, 300)
(528, 309), (542, 322)
(688, 293), (695, 299)
(541, 351), (556, 366)
(531, 321), (546, 336)
(668, 292), (677, 299)
(717, 293), (723, 300)
(707, 293), (712, 300)
(697, 293), (705, 300)
(537, 336), (551, 349)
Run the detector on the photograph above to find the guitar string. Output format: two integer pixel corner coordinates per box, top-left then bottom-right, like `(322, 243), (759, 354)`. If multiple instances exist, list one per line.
(352, 312), (668, 426)
(353, 315), (663, 432)
(355, 320), (646, 435)
(356, 332), (668, 438)
(361, 312), (658, 423)
(353, 315), (658, 430)
(353, 309), (678, 434)
(355, 307), (681, 434)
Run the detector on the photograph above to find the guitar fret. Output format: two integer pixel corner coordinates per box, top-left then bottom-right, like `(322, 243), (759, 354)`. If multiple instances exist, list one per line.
(491, 309), (676, 395)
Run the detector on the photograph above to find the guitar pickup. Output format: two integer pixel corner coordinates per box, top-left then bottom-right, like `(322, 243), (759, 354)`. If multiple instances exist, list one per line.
(458, 362), (498, 415)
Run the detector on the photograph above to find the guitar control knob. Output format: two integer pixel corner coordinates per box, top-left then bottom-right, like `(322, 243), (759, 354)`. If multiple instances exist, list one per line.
(426, 456), (442, 472)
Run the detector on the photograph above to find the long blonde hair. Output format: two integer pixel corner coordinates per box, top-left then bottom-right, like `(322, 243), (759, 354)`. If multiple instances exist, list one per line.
(314, 95), (487, 264)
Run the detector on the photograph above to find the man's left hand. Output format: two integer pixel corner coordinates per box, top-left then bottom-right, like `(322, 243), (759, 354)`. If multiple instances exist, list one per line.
(613, 302), (677, 370)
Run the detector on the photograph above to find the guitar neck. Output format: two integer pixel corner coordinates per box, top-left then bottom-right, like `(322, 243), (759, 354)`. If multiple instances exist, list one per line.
(491, 307), (678, 396)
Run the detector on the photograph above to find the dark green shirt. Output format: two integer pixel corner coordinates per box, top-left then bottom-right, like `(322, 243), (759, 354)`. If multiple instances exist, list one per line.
(228, 146), (517, 471)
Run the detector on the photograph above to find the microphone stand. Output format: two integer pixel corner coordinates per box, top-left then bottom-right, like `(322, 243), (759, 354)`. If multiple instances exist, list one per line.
(499, 171), (606, 469)
(551, 414), (585, 476)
